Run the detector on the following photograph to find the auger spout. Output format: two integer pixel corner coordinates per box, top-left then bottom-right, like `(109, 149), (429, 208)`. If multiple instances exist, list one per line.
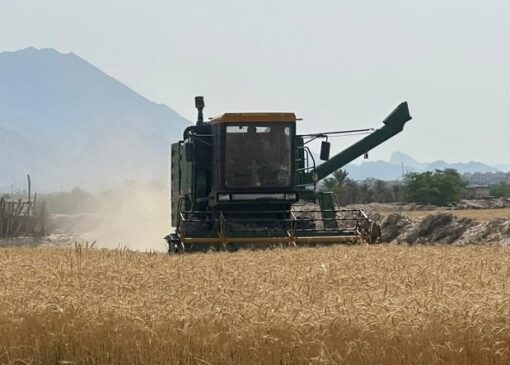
(314, 102), (412, 181)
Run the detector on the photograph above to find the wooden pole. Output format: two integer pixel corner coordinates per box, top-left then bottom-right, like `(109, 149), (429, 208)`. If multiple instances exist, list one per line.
(27, 174), (31, 216)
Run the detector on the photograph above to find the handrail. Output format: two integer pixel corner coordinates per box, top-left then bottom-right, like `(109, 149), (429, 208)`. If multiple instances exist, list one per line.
(178, 208), (370, 237)
(295, 145), (317, 186)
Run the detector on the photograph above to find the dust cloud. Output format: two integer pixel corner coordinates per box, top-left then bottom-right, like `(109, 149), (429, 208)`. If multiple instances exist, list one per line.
(49, 182), (171, 252)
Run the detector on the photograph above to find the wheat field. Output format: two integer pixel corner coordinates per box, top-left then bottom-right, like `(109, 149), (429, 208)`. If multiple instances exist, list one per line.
(0, 244), (509, 364)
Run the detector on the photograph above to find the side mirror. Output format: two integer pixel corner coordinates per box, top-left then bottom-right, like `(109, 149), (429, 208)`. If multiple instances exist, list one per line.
(185, 143), (194, 162)
(320, 141), (331, 161)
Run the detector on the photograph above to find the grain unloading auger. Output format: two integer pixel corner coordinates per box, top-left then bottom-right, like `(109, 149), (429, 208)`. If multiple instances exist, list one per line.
(166, 97), (412, 252)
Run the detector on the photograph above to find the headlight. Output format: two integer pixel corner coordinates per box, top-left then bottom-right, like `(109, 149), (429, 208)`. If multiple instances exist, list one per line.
(218, 194), (231, 201)
(285, 193), (297, 201)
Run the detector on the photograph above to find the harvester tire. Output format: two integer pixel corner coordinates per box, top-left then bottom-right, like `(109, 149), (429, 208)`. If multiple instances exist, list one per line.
(367, 221), (382, 244)
(166, 234), (183, 254)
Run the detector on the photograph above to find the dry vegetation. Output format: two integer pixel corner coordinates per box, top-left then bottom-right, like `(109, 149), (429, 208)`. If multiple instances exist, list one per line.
(1, 245), (510, 364)
(406, 208), (510, 221)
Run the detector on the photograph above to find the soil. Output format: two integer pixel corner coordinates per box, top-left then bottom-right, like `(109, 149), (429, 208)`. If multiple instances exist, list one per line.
(378, 212), (510, 245)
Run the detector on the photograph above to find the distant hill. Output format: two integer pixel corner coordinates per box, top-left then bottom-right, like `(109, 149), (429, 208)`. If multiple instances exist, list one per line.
(427, 160), (498, 174)
(0, 126), (52, 185)
(389, 152), (427, 170)
(345, 152), (500, 181)
(495, 164), (510, 172)
(343, 160), (416, 181)
(0, 48), (189, 191)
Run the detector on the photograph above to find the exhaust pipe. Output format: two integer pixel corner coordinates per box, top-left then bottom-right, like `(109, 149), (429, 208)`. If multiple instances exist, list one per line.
(195, 96), (205, 125)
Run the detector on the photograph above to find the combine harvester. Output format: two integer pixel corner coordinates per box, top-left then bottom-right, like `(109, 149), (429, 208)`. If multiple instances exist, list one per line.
(166, 97), (412, 252)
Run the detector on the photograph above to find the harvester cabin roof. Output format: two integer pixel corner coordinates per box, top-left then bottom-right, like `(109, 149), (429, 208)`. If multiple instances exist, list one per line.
(210, 112), (297, 125)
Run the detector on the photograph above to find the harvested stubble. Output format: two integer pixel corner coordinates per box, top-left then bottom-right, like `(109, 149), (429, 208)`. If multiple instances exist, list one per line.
(372, 208), (510, 223)
(0, 245), (509, 364)
(406, 208), (510, 221)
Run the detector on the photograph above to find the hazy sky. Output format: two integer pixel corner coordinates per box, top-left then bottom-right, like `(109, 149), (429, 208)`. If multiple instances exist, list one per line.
(1, 0), (509, 164)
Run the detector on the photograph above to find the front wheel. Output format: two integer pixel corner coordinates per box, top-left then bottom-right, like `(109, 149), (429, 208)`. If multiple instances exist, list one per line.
(367, 221), (382, 244)
(165, 233), (184, 254)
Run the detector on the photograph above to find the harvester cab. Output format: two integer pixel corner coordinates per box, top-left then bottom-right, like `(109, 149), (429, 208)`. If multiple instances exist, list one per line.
(166, 97), (412, 252)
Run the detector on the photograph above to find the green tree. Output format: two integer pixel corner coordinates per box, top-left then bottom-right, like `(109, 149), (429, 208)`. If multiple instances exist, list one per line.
(321, 170), (401, 205)
(372, 179), (394, 203)
(403, 169), (466, 206)
(490, 183), (510, 198)
(322, 170), (348, 194)
(340, 179), (361, 205)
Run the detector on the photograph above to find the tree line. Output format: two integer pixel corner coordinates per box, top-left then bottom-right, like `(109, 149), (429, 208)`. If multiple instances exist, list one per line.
(322, 168), (483, 206)
(490, 183), (510, 198)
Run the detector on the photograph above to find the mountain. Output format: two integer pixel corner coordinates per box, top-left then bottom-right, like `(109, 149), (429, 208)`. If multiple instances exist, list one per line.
(345, 152), (501, 181)
(495, 164), (510, 172)
(389, 151), (427, 170)
(0, 126), (51, 186)
(343, 160), (416, 181)
(428, 161), (497, 173)
(0, 47), (189, 191)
